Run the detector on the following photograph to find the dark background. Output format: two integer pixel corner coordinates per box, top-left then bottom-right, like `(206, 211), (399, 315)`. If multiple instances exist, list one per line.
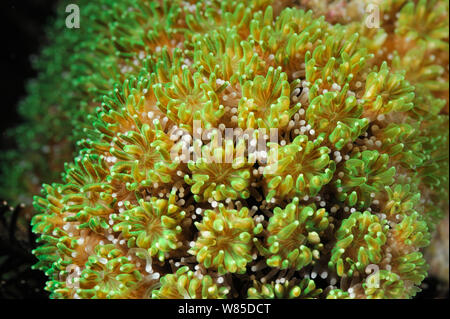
(0, 0), (447, 299)
(0, 0), (58, 151)
(0, 0), (58, 298)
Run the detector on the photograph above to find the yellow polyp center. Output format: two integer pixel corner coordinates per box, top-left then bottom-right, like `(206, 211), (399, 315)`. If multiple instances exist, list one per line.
(211, 165), (232, 183)
(85, 191), (100, 206)
(141, 152), (157, 168)
(147, 219), (163, 238)
(99, 271), (122, 294)
(279, 225), (307, 252)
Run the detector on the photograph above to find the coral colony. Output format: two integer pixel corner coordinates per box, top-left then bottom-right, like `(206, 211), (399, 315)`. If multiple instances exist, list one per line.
(2, 0), (448, 298)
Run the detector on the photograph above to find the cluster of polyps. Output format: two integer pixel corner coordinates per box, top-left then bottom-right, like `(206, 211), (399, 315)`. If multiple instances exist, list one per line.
(29, 0), (448, 299)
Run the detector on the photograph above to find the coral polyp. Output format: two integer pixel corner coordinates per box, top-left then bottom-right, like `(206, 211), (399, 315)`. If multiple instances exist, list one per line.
(152, 266), (229, 299)
(185, 132), (253, 202)
(189, 204), (256, 275)
(4, 0), (447, 299)
(248, 277), (322, 299)
(260, 200), (329, 270)
(264, 134), (335, 201)
(329, 211), (389, 277)
(333, 150), (396, 209)
(112, 193), (186, 262)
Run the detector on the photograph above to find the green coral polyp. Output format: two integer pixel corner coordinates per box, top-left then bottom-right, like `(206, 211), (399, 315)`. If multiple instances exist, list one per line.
(259, 199), (329, 270)
(264, 133), (335, 201)
(362, 270), (406, 299)
(373, 122), (426, 169)
(334, 150), (396, 209)
(362, 62), (415, 116)
(185, 132), (252, 202)
(75, 244), (143, 299)
(329, 211), (389, 277)
(238, 66), (299, 129)
(112, 193), (186, 262)
(392, 212), (431, 248)
(248, 278), (322, 299)
(109, 122), (179, 189)
(189, 204), (256, 275)
(304, 32), (371, 88)
(396, 0), (449, 48)
(307, 85), (369, 150)
(392, 251), (428, 286)
(153, 68), (225, 130)
(18, 0), (449, 299)
(152, 266), (229, 299)
(381, 183), (421, 218)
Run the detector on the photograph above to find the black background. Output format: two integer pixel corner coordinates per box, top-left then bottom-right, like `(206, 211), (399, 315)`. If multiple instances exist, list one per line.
(0, 0), (58, 152)
(0, 0), (58, 299)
